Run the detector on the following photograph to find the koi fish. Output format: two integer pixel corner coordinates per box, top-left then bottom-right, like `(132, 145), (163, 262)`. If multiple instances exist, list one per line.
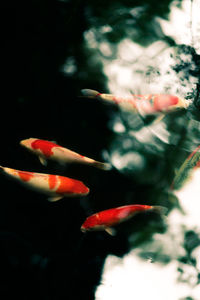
(172, 145), (200, 190)
(20, 138), (111, 170)
(81, 204), (167, 235)
(81, 89), (189, 116)
(0, 166), (89, 201)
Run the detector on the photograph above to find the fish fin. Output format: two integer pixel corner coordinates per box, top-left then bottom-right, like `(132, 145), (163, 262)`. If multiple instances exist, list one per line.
(39, 156), (47, 166)
(48, 195), (63, 202)
(93, 161), (112, 171)
(105, 227), (116, 236)
(81, 89), (100, 98)
(151, 206), (168, 215)
(153, 113), (165, 124)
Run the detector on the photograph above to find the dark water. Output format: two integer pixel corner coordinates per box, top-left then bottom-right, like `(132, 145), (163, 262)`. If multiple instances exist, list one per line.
(1, 1), (200, 299)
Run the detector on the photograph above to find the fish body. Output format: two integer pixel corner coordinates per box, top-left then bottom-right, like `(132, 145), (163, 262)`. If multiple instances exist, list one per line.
(81, 204), (165, 235)
(81, 89), (189, 115)
(172, 145), (200, 190)
(0, 166), (89, 201)
(20, 138), (110, 170)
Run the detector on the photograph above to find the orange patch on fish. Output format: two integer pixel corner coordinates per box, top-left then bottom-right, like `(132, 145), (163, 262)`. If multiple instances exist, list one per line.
(56, 176), (89, 195)
(48, 174), (57, 190)
(153, 95), (179, 111)
(31, 139), (61, 157)
(18, 170), (34, 182)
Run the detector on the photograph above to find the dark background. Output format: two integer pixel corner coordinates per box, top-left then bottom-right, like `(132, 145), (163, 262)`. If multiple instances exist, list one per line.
(1, 1), (200, 299)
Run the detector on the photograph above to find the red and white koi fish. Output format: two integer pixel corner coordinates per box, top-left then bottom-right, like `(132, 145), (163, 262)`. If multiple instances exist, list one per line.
(81, 204), (166, 235)
(20, 138), (111, 170)
(0, 166), (89, 202)
(81, 89), (189, 116)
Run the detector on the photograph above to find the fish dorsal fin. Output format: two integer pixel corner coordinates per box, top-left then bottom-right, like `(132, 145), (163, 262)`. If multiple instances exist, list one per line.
(48, 195), (63, 202)
(105, 227), (116, 236)
(153, 113), (165, 124)
(39, 156), (47, 166)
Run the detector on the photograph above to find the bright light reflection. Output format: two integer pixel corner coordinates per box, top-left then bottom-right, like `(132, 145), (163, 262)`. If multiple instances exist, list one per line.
(96, 257), (195, 300)
(111, 151), (145, 170)
(132, 121), (170, 145)
(103, 0), (199, 96)
(96, 1), (200, 298)
(96, 169), (200, 300)
(159, 0), (200, 54)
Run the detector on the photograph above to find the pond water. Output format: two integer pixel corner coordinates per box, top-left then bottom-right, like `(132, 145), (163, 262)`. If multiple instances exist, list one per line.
(94, 1), (200, 299)
(1, 0), (200, 299)
(95, 1), (200, 300)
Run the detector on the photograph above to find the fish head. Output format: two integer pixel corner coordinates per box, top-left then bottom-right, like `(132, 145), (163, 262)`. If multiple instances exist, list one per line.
(81, 222), (95, 233)
(20, 138), (37, 150)
(153, 95), (178, 111)
(74, 181), (90, 196)
(153, 95), (189, 112)
(81, 224), (103, 233)
(81, 214), (102, 232)
(81, 225), (88, 233)
(67, 179), (90, 196)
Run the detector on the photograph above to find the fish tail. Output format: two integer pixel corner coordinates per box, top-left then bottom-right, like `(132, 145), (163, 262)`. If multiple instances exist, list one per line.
(81, 89), (100, 98)
(151, 206), (168, 215)
(92, 161), (112, 171)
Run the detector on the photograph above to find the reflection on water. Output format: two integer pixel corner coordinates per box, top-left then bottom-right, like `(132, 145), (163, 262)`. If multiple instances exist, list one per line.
(102, 0), (199, 96)
(160, 0), (200, 53)
(95, 0), (200, 299)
